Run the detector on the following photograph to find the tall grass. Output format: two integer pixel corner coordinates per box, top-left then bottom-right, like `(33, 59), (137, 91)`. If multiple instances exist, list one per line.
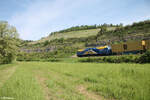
(0, 62), (150, 100)
(0, 63), (45, 100)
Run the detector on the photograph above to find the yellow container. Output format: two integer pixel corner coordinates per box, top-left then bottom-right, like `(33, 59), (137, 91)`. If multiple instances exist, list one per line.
(123, 41), (143, 52)
(111, 43), (124, 53)
(142, 40), (146, 46)
(111, 41), (143, 53)
(145, 40), (150, 50)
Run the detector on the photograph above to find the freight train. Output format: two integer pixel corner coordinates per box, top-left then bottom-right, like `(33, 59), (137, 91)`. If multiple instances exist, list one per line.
(77, 39), (150, 57)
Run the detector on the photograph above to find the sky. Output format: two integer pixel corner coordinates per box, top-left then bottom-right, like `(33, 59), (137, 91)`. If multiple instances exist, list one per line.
(0, 0), (150, 40)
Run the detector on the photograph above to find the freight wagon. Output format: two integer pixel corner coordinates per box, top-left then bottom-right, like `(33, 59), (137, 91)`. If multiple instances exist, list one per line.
(77, 39), (150, 57)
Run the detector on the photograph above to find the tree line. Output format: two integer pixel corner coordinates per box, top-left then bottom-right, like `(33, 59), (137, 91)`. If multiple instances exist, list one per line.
(50, 23), (122, 35)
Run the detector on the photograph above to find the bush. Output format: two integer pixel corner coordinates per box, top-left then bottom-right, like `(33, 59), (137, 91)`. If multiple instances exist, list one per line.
(16, 52), (62, 62)
(78, 55), (141, 63)
(0, 54), (3, 64)
(2, 53), (15, 64)
(47, 58), (61, 62)
(0, 39), (18, 64)
(138, 50), (150, 63)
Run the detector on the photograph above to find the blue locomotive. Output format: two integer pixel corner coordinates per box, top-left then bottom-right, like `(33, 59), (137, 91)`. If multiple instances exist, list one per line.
(77, 40), (150, 57)
(77, 45), (112, 57)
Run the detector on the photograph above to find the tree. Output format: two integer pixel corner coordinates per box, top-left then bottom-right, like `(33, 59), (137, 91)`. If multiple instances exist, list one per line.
(96, 26), (107, 42)
(0, 21), (18, 38)
(44, 40), (49, 46)
(119, 23), (123, 27)
(0, 21), (19, 64)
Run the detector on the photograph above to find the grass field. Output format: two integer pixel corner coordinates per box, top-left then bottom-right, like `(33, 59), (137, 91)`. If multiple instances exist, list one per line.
(0, 62), (150, 100)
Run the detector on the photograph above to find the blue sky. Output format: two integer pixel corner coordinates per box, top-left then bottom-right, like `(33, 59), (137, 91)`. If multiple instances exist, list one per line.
(0, 0), (150, 40)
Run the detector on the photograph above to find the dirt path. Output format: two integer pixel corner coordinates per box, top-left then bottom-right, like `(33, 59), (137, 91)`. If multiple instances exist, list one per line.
(36, 75), (52, 100)
(0, 66), (17, 88)
(71, 54), (77, 58)
(77, 85), (106, 100)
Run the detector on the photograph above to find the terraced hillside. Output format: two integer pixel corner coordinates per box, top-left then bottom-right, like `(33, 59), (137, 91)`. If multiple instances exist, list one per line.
(18, 20), (150, 60)
(38, 28), (101, 43)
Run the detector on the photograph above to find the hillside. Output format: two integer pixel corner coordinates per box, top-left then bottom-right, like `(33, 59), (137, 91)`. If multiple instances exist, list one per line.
(18, 20), (150, 60)
(35, 28), (101, 43)
(31, 25), (117, 44)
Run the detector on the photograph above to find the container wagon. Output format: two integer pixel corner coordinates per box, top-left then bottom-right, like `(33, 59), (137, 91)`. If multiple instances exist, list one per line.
(77, 39), (150, 57)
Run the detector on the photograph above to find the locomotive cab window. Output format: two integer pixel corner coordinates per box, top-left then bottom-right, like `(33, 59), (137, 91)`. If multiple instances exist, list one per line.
(123, 44), (127, 50)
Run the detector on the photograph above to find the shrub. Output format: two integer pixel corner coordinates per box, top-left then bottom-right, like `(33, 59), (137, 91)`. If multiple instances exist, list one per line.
(78, 55), (141, 63)
(138, 50), (150, 63)
(47, 58), (61, 62)
(0, 39), (18, 64)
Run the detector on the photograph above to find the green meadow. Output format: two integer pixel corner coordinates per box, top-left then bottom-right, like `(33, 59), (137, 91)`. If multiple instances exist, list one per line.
(0, 62), (150, 100)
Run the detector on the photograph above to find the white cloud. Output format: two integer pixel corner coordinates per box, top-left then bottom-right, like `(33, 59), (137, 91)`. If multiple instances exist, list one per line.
(9, 0), (71, 40)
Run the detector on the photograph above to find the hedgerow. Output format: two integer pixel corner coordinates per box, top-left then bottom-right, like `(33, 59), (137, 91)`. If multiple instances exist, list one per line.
(78, 52), (150, 63)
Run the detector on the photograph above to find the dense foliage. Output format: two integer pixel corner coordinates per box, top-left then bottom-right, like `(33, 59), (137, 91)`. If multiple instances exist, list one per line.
(79, 51), (150, 63)
(0, 21), (19, 64)
(78, 55), (139, 63)
(138, 50), (150, 63)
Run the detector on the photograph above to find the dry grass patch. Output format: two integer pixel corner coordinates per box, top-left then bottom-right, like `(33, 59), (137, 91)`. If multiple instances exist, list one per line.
(77, 85), (107, 100)
(36, 75), (51, 100)
(0, 66), (17, 88)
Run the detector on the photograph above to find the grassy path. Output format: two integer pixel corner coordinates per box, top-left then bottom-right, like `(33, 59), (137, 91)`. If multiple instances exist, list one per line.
(35, 74), (52, 100)
(0, 64), (17, 89)
(0, 63), (45, 100)
(0, 62), (150, 100)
